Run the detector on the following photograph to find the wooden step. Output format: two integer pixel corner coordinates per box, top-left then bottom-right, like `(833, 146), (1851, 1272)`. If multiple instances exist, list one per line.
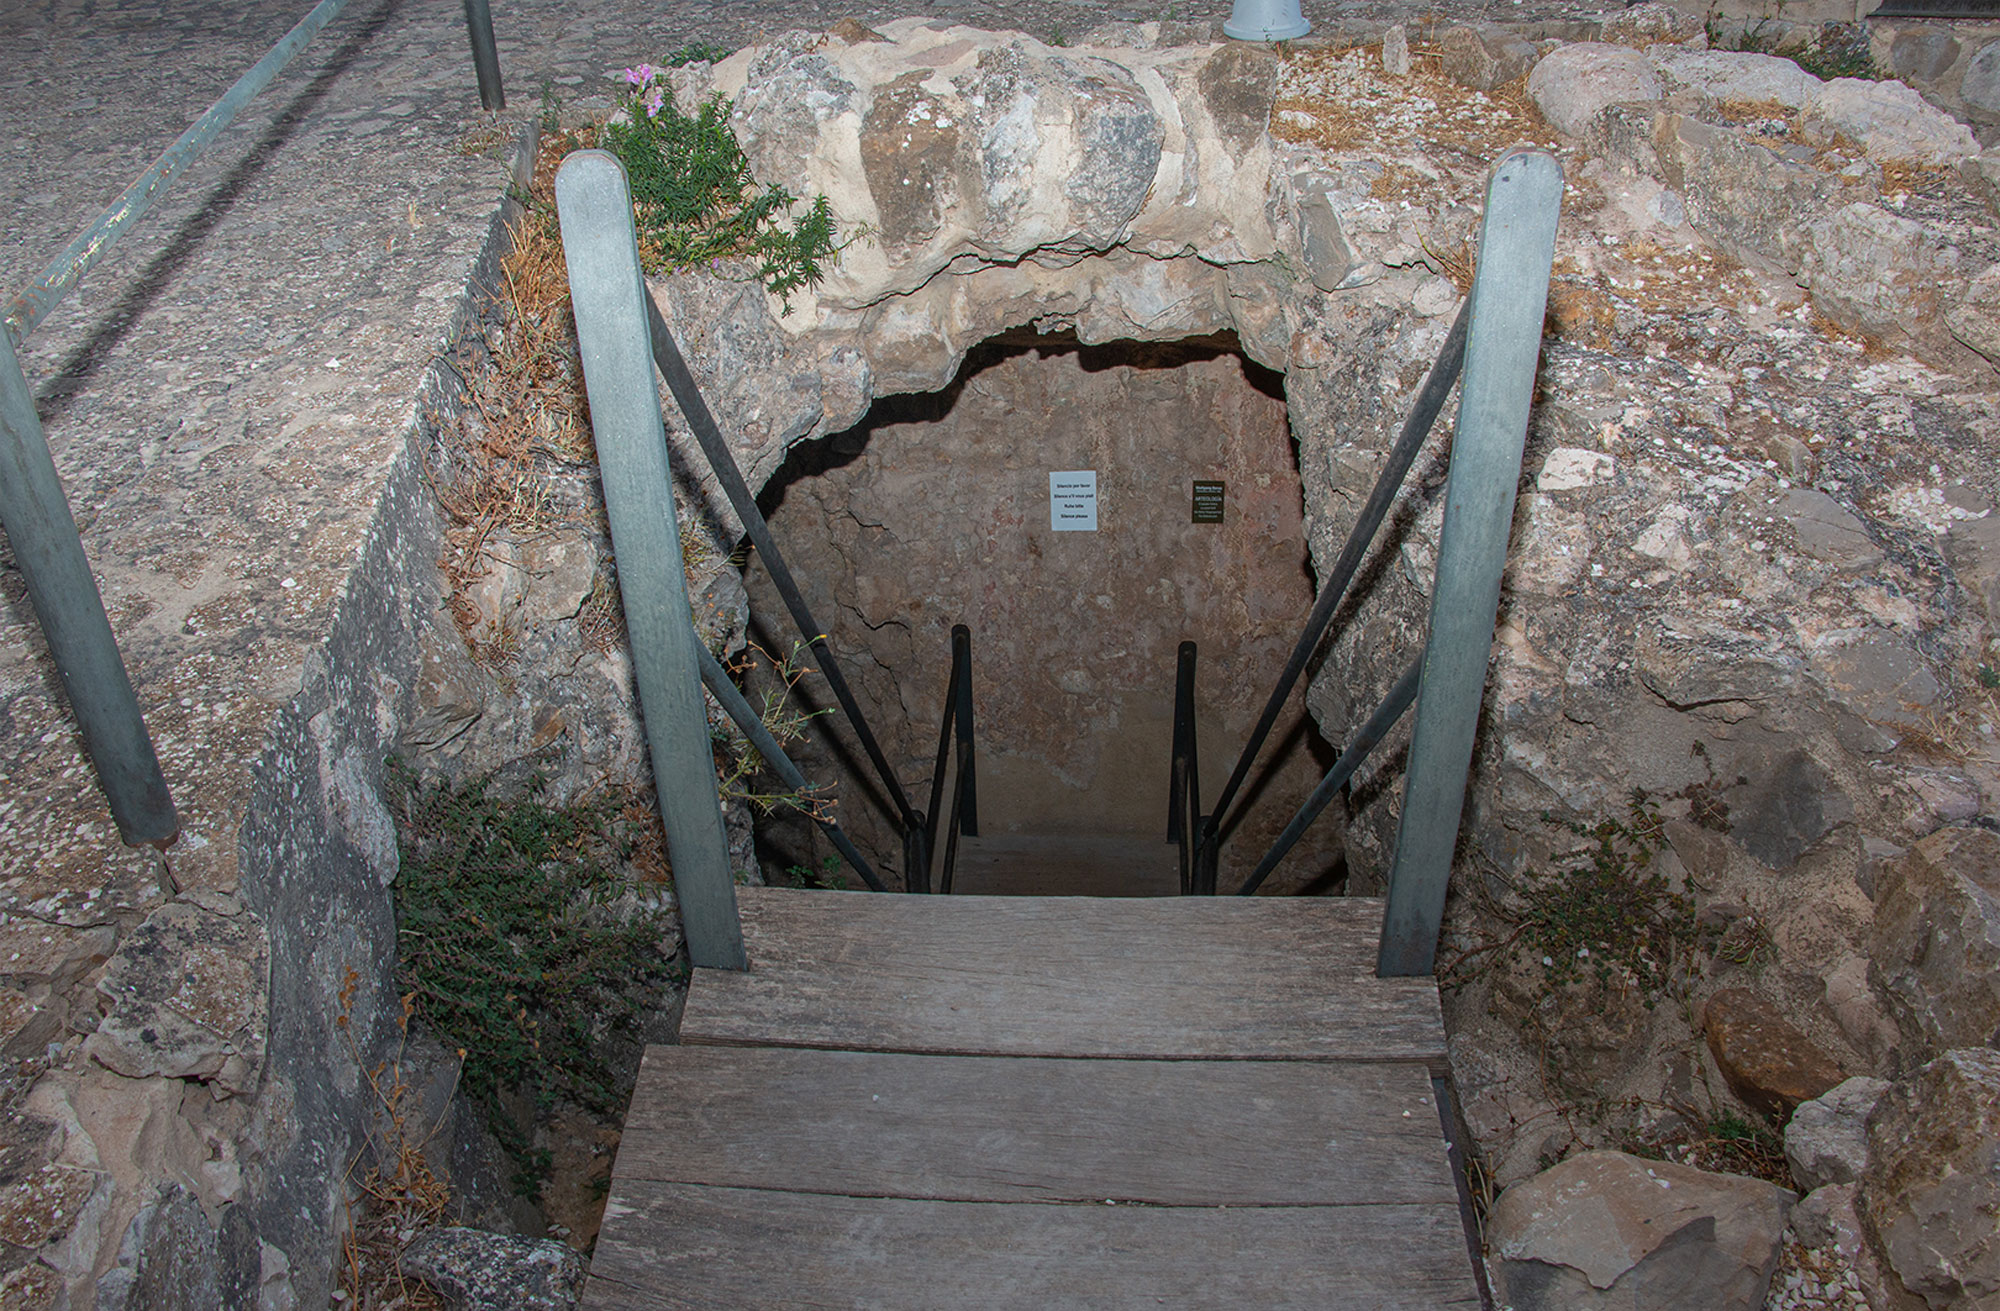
(582, 890), (1478, 1309)
(679, 887), (1448, 1068)
(615, 1046), (1458, 1206)
(948, 832), (1179, 897)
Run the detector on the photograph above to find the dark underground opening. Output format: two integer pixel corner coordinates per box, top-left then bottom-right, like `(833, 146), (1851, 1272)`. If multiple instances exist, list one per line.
(738, 328), (1351, 897)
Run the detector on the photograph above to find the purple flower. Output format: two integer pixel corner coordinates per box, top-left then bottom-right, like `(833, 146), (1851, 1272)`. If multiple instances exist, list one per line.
(642, 85), (666, 117)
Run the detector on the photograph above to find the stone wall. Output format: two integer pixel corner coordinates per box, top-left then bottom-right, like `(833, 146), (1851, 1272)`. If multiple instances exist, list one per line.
(746, 332), (1343, 892)
(649, 18), (2000, 1306)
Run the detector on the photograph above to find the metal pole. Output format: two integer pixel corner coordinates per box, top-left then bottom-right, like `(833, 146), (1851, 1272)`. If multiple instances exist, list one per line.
(462, 0), (506, 113)
(1203, 300), (1468, 842)
(0, 332), (178, 847)
(4, 0), (352, 342)
(951, 624), (977, 837)
(1378, 150), (1563, 977)
(1236, 657), (1420, 897)
(555, 150), (745, 970)
(695, 643), (886, 892)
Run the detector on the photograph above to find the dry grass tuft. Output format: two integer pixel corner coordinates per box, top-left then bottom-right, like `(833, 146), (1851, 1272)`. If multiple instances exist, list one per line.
(338, 980), (452, 1311)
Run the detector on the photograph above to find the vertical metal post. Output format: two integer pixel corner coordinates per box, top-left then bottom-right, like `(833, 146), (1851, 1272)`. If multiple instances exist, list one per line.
(1378, 150), (1563, 977)
(555, 150), (744, 970)
(462, 0), (505, 112)
(0, 332), (178, 847)
(951, 624), (978, 837)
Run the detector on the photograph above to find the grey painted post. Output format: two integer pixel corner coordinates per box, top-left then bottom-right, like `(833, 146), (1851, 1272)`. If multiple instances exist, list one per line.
(462, 0), (506, 112)
(1378, 150), (1563, 977)
(555, 150), (745, 970)
(0, 330), (178, 847)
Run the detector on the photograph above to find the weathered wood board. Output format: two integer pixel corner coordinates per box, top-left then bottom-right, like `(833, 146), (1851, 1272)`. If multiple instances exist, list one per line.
(616, 1045), (1457, 1206)
(585, 1182), (1484, 1310)
(679, 889), (1448, 1068)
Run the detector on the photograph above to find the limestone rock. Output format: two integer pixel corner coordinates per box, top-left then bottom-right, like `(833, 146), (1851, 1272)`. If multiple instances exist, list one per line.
(400, 1226), (585, 1311)
(1785, 1077), (1890, 1190)
(0, 1164), (104, 1248)
(1871, 825), (2000, 1061)
(1439, 25), (1538, 93)
(1600, 2), (1707, 51)
(1635, 617), (1800, 707)
(1704, 988), (1846, 1118)
(1807, 629), (1941, 731)
(84, 901), (268, 1094)
(1528, 44), (1664, 138)
(1946, 263), (2000, 365)
(0, 921), (115, 992)
(1727, 749), (1849, 869)
(1963, 147), (2000, 218)
(1801, 202), (1962, 356)
(1487, 1150), (1793, 1310)
(1652, 50), (1818, 109)
(1661, 115), (1832, 271)
(1889, 31), (1960, 85)
(1802, 77), (1980, 164)
(1862, 1049), (2000, 1309)
(95, 1186), (220, 1311)
(1964, 39), (2000, 118)
(1947, 511), (2000, 628)
(1381, 24), (1410, 77)
(1777, 487), (1882, 569)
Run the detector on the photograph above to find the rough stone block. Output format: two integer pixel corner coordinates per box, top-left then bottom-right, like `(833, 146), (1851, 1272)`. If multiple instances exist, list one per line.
(1488, 1150), (1793, 1310)
(1528, 43), (1663, 138)
(1784, 1076), (1890, 1189)
(83, 902), (268, 1093)
(400, 1226), (585, 1311)
(1802, 77), (1980, 164)
(1704, 987), (1846, 1118)
(1870, 826), (2000, 1061)
(1862, 1049), (2000, 1309)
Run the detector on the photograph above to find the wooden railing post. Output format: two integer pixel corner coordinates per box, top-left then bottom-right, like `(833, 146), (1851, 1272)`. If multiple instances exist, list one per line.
(1378, 150), (1562, 978)
(555, 150), (746, 970)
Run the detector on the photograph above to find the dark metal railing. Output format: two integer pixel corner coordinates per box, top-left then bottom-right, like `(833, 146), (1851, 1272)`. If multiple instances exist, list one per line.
(642, 295), (933, 888)
(0, 0), (504, 850)
(695, 644), (887, 893)
(1167, 641), (1213, 895)
(1169, 150), (1563, 982)
(917, 624), (979, 894)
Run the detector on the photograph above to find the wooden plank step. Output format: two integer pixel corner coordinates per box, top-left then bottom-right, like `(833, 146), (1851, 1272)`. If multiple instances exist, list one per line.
(680, 888), (1448, 1069)
(585, 1183), (1483, 1310)
(615, 1046), (1457, 1206)
(949, 832), (1178, 897)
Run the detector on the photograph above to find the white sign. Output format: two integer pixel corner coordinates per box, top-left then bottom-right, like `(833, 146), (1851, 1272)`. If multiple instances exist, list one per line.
(1050, 470), (1098, 532)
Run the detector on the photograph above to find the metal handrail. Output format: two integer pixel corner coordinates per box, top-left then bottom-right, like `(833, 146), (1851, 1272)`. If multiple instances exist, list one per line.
(1198, 298), (1469, 865)
(919, 625), (978, 894)
(1167, 641), (1211, 895)
(694, 644), (887, 892)
(643, 297), (928, 878)
(0, 0), (503, 849)
(1172, 150), (1561, 985)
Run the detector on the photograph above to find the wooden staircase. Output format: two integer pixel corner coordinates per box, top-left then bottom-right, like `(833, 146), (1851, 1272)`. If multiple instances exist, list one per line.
(580, 887), (1484, 1309)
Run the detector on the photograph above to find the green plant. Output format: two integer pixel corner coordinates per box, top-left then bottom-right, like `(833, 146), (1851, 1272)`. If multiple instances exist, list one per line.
(782, 855), (844, 889)
(388, 761), (682, 1191)
(1463, 792), (1705, 1007)
(1710, 17), (1878, 81)
(664, 41), (734, 67)
(601, 65), (838, 309)
(712, 640), (834, 817)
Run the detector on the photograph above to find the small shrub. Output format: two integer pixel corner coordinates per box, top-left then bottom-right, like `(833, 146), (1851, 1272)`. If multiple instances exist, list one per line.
(388, 761), (682, 1189)
(1480, 792), (1705, 1006)
(601, 65), (838, 308)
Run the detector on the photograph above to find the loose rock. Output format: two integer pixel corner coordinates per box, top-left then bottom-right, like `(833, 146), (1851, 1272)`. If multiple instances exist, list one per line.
(1704, 988), (1846, 1118)
(1784, 1077), (1890, 1190)
(1862, 1050), (2000, 1309)
(1486, 1149), (1793, 1310)
(400, 1226), (586, 1311)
